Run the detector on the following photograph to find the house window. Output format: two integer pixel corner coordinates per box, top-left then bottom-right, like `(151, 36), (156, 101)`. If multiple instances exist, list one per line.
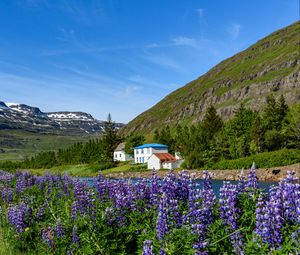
(141, 149), (144, 154)
(136, 157), (138, 162)
(136, 150), (139, 155)
(120, 154), (122, 157)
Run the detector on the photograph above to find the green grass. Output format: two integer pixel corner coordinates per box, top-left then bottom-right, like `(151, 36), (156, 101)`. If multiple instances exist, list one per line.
(27, 164), (101, 177)
(0, 130), (93, 161)
(209, 148), (300, 170)
(23, 162), (148, 177)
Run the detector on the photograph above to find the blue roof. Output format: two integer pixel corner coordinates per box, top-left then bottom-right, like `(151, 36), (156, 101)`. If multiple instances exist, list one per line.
(134, 143), (168, 149)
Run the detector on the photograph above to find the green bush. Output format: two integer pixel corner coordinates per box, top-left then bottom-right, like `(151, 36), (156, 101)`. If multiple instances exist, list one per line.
(96, 162), (115, 171)
(209, 148), (300, 170)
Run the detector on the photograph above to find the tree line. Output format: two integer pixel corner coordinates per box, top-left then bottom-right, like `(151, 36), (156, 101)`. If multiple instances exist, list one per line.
(0, 114), (121, 170)
(153, 95), (300, 169)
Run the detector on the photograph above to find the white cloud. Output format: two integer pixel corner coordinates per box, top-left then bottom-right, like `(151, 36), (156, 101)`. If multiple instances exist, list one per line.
(227, 23), (241, 40)
(121, 85), (140, 97)
(143, 54), (182, 70)
(171, 36), (197, 47)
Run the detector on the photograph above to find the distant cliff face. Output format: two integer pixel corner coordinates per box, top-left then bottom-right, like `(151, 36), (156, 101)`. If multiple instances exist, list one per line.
(120, 21), (300, 135)
(0, 102), (124, 135)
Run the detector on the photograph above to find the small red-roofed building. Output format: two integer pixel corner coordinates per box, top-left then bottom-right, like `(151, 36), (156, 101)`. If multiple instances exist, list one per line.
(147, 152), (183, 170)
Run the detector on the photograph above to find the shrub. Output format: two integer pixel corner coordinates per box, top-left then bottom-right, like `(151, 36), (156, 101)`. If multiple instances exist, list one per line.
(209, 148), (300, 169)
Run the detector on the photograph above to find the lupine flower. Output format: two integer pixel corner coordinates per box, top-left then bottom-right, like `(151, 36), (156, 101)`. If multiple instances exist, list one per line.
(246, 162), (258, 190)
(237, 168), (246, 193)
(192, 171), (215, 253)
(72, 180), (95, 219)
(219, 182), (244, 255)
(142, 240), (154, 255)
(56, 219), (64, 238)
(255, 188), (283, 248)
(156, 193), (169, 254)
(8, 203), (28, 233)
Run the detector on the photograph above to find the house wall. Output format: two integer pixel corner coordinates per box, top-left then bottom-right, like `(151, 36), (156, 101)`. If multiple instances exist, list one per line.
(114, 151), (133, 162)
(134, 147), (168, 164)
(147, 155), (161, 170)
(162, 160), (183, 170)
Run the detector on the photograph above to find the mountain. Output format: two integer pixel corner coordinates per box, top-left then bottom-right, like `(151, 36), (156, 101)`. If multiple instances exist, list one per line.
(0, 102), (124, 135)
(120, 21), (300, 135)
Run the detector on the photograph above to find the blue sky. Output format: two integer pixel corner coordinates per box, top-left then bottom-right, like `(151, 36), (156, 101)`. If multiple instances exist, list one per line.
(0, 0), (299, 123)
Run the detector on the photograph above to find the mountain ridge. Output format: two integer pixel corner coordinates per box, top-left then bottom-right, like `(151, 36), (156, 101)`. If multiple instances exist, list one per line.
(120, 21), (300, 135)
(0, 101), (124, 135)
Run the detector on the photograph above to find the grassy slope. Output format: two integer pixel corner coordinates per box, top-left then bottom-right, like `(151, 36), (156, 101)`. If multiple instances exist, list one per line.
(0, 130), (93, 161)
(120, 21), (300, 135)
(25, 163), (135, 177)
(18, 148), (300, 177)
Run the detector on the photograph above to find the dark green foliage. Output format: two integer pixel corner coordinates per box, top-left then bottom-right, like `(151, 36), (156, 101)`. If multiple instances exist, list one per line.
(124, 134), (145, 155)
(263, 94), (289, 131)
(264, 129), (283, 151)
(202, 105), (223, 140)
(153, 96), (300, 169)
(102, 114), (120, 162)
(154, 125), (176, 154)
(282, 103), (300, 149)
(210, 149), (300, 170)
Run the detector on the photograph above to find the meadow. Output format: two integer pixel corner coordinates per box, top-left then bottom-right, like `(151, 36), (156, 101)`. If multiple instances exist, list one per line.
(0, 165), (299, 254)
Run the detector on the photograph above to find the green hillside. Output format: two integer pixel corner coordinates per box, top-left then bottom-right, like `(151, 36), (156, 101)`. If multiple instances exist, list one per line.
(120, 21), (300, 135)
(0, 130), (94, 161)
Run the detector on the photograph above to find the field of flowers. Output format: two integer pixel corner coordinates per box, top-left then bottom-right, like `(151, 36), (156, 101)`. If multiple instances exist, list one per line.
(0, 165), (299, 255)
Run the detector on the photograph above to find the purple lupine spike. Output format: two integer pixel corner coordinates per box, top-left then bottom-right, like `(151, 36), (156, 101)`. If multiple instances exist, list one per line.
(56, 219), (64, 238)
(150, 169), (162, 207)
(177, 170), (190, 201)
(16, 175), (26, 194)
(156, 193), (169, 241)
(72, 180), (95, 219)
(142, 240), (154, 255)
(246, 162), (258, 190)
(8, 203), (28, 233)
(190, 171), (216, 253)
(1, 187), (7, 202)
(281, 171), (298, 222)
(219, 182), (244, 255)
(255, 185), (284, 248)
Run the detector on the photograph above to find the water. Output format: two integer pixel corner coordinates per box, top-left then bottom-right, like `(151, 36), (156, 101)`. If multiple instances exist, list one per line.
(77, 177), (276, 197)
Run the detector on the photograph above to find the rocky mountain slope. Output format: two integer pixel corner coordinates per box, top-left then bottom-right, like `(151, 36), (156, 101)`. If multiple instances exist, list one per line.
(120, 21), (300, 135)
(0, 102), (124, 135)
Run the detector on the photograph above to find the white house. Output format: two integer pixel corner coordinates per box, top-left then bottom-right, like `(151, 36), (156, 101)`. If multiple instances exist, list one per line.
(114, 143), (133, 162)
(134, 143), (168, 164)
(147, 153), (183, 170)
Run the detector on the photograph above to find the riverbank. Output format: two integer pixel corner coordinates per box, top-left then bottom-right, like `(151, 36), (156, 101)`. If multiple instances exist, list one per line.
(104, 163), (300, 182)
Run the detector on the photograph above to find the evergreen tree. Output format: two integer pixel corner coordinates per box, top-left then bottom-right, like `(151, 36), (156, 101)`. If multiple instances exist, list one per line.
(202, 105), (223, 139)
(125, 134), (145, 155)
(282, 103), (300, 148)
(250, 115), (265, 153)
(154, 126), (176, 154)
(277, 95), (289, 128)
(263, 94), (288, 131)
(102, 113), (119, 162)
